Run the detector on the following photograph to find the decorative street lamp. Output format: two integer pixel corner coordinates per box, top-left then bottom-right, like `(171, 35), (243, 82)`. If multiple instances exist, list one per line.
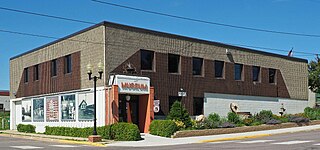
(87, 61), (103, 136)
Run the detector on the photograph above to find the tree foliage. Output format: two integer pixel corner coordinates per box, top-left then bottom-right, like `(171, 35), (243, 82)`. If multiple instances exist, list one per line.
(308, 58), (320, 92)
(166, 101), (192, 128)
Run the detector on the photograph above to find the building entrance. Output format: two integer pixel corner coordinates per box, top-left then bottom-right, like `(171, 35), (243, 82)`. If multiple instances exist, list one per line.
(118, 94), (139, 126)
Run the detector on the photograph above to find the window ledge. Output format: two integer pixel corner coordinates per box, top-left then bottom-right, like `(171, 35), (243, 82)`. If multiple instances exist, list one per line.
(141, 70), (155, 73)
(168, 72), (181, 75)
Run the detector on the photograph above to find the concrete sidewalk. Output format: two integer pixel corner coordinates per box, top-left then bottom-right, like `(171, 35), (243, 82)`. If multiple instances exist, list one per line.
(109, 124), (320, 147)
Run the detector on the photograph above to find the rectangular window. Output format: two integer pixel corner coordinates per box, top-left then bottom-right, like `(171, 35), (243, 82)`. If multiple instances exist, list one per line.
(234, 63), (243, 80)
(214, 60), (224, 78)
(252, 66), (260, 82)
(24, 68), (28, 83)
(168, 54), (180, 73)
(0, 104), (3, 110)
(64, 55), (72, 74)
(193, 97), (204, 115)
(34, 65), (39, 81)
(192, 57), (203, 76)
(141, 50), (154, 70)
(269, 68), (276, 83)
(51, 59), (57, 77)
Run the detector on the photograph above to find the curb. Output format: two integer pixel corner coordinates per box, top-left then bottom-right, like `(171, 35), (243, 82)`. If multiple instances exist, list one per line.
(0, 132), (107, 147)
(198, 134), (271, 143)
(58, 139), (107, 147)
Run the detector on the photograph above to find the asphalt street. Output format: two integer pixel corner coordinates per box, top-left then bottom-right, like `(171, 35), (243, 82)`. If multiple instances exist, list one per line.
(1, 130), (320, 150)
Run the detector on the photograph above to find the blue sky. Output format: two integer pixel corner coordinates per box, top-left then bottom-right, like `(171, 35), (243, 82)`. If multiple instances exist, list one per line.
(1, 0), (320, 90)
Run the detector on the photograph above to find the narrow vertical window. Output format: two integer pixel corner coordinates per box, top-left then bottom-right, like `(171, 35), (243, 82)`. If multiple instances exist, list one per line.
(234, 63), (243, 80)
(34, 65), (39, 81)
(252, 66), (260, 82)
(168, 54), (180, 73)
(51, 59), (57, 77)
(269, 68), (276, 83)
(214, 60), (224, 78)
(24, 68), (28, 83)
(65, 55), (72, 74)
(192, 57), (203, 76)
(141, 50), (154, 70)
(193, 97), (204, 115)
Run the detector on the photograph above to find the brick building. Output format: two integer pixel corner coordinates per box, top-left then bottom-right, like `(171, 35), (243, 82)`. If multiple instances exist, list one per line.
(10, 21), (309, 132)
(0, 90), (10, 111)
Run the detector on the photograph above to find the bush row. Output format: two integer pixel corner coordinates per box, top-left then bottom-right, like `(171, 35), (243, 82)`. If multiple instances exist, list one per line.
(149, 120), (178, 137)
(17, 124), (36, 133)
(45, 122), (141, 141)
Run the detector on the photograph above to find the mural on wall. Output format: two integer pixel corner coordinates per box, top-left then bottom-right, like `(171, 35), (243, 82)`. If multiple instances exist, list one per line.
(22, 99), (32, 122)
(78, 92), (94, 120)
(33, 98), (44, 121)
(46, 96), (59, 121)
(61, 94), (76, 120)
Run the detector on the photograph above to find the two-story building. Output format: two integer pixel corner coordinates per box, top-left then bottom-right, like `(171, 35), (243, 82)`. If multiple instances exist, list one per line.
(10, 21), (309, 133)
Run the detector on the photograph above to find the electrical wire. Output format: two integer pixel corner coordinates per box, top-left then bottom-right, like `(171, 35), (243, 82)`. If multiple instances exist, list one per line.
(91, 0), (320, 38)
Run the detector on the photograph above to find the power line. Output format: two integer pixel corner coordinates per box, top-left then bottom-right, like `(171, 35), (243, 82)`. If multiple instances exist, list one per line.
(0, 5), (317, 55)
(0, 6), (96, 25)
(0, 28), (317, 57)
(91, 0), (320, 38)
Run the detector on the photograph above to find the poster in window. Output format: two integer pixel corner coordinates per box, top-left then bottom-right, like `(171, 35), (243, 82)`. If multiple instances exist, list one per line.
(61, 94), (76, 120)
(21, 99), (32, 122)
(46, 96), (59, 121)
(78, 92), (94, 120)
(33, 98), (44, 121)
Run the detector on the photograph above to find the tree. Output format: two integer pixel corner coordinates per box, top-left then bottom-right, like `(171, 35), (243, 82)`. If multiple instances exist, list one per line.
(309, 57), (320, 93)
(166, 101), (192, 128)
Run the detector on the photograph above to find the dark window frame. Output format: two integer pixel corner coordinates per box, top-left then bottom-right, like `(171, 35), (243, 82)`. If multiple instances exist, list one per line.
(214, 60), (224, 78)
(193, 97), (204, 116)
(168, 53), (180, 74)
(252, 66), (260, 82)
(34, 65), (39, 81)
(269, 68), (277, 84)
(24, 68), (28, 83)
(0, 104), (3, 110)
(51, 59), (57, 77)
(192, 57), (204, 76)
(234, 63), (243, 81)
(140, 50), (155, 71)
(64, 55), (72, 74)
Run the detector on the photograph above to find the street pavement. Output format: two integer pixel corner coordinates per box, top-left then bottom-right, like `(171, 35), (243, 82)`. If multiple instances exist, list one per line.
(1, 130), (320, 149)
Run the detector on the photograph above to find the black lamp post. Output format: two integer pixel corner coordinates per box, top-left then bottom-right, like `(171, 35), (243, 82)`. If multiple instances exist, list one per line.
(87, 61), (103, 136)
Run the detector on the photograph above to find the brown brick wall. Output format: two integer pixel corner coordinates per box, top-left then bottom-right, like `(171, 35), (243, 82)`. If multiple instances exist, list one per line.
(111, 51), (290, 115)
(15, 52), (81, 98)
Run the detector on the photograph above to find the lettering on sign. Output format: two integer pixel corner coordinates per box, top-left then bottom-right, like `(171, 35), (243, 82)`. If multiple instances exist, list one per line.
(121, 82), (148, 91)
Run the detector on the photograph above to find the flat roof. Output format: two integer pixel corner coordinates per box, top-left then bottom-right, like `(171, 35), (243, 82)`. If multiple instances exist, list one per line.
(10, 21), (308, 63)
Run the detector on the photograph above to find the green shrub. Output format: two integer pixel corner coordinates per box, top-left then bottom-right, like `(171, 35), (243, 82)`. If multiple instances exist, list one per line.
(17, 124), (36, 133)
(45, 126), (112, 140)
(251, 121), (262, 126)
(243, 118), (254, 126)
(167, 101), (192, 128)
(227, 112), (241, 124)
(254, 110), (273, 123)
(193, 118), (217, 130)
(208, 113), (220, 122)
(149, 120), (178, 137)
(304, 107), (320, 120)
(110, 123), (141, 141)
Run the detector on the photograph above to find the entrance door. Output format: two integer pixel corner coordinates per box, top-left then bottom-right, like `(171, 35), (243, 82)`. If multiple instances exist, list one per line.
(118, 95), (139, 126)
